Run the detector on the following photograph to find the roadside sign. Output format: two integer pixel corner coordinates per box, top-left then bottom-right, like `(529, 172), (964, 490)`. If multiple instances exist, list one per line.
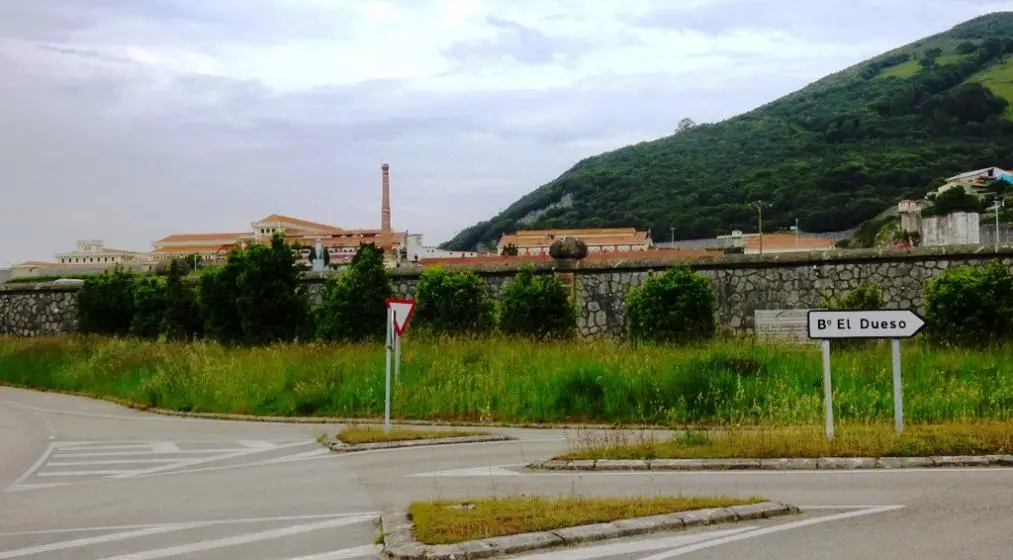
(382, 298), (416, 434)
(386, 298), (416, 337)
(807, 309), (925, 339)
(807, 308), (927, 439)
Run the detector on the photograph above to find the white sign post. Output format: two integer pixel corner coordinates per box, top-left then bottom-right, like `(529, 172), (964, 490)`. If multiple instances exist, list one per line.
(383, 298), (416, 434)
(807, 309), (926, 438)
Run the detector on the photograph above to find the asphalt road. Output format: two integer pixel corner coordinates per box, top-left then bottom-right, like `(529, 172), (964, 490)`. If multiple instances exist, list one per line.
(2, 386), (1012, 559)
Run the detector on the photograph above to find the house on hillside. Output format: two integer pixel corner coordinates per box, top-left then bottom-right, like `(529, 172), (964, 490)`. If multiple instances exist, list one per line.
(936, 166), (1013, 198)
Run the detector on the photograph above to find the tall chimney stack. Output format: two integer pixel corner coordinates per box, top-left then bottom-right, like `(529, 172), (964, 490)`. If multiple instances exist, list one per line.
(380, 163), (391, 233)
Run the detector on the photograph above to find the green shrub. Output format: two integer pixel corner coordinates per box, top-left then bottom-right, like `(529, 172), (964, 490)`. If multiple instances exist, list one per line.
(233, 234), (310, 345)
(316, 243), (393, 342)
(924, 261), (1013, 347)
(161, 259), (201, 340)
(76, 267), (137, 335)
(625, 266), (717, 344)
(414, 265), (494, 336)
(197, 261), (243, 344)
(498, 264), (575, 340)
(820, 283), (886, 350)
(129, 277), (167, 339)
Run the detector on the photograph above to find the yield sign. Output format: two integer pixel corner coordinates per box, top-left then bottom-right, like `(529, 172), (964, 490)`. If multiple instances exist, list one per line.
(386, 298), (416, 336)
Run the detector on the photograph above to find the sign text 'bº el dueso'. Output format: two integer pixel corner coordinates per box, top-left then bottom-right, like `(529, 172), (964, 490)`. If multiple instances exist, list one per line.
(807, 309), (926, 340)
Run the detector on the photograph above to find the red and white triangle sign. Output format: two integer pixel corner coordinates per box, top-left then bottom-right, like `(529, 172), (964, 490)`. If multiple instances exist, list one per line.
(386, 298), (416, 337)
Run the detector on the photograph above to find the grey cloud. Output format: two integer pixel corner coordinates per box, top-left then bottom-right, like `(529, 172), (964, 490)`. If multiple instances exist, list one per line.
(444, 15), (590, 66)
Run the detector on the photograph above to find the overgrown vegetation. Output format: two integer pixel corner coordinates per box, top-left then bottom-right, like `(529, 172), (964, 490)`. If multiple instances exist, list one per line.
(5, 336), (1013, 425)
(315, 244), (392, 342)
(497, 264), (575, 340)
(924, 261), (1013, 347)
(442, 13), (1013, 251)
(336, 426), (490, 444)
(559, 423), (1013, 460)
(408, 495), (764, 545)
(413, 265), (495, 337)
(626, 266), (717, 344)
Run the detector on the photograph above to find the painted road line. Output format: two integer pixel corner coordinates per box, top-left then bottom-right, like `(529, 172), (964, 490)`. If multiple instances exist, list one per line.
(409, 465), (522, 477)
(238, 440), (279, 450)
(116, 446), (335, 479)
(281, 545), (384, 559)
(38, 470), (145, 477)
(506, 527), (760, 560)
(0, 512), (381, 537)
(3, 442), (58, 493)
(104, 440), (313, 479)
(0, 523), (206, 559)
(97, 515), (377, 560)
(636, 506), (906, 560)
(47, 459), (182, 466)
(148, 442), (182, 453)
(50, 448), (248, 458)
(55, 444), (153, 451)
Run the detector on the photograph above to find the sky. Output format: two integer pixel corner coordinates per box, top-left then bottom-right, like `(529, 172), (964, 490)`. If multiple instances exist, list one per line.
(1, 0), (1010, 265)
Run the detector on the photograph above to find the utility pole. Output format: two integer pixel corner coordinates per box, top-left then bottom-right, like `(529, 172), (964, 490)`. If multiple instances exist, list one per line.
(670, 227), (675, 245)
(988, 198), (1005, 252)
(751, 201), (769, 254)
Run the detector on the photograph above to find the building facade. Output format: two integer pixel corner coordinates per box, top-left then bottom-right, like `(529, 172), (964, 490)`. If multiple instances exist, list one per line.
(497, 227), (653, 256)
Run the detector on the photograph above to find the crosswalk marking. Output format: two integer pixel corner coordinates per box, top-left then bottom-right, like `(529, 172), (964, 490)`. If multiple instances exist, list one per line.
(39, 470), (141, 477)
(47, 459), (181, 466)
(0, 523), (206, 559)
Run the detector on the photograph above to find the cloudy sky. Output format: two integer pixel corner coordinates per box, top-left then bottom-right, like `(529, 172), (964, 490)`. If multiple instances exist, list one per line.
(1, 0), (1009, 265)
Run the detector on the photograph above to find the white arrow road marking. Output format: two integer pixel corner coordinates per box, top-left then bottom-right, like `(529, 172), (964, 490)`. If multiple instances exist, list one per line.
(409, 465), (521, 477)
(506, 527), (760, 560)
(636, 505), (906, 560)
(96, 515), (377, 560)
(0, 523), (207, 559)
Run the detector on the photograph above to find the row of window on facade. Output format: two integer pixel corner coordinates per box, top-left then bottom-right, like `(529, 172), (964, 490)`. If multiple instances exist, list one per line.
(59, 256), (123, 264)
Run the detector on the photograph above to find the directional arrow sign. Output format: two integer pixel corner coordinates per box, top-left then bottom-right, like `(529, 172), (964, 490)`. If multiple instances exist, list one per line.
(385, 298), (416, 336)
(807, 309), (926, 340)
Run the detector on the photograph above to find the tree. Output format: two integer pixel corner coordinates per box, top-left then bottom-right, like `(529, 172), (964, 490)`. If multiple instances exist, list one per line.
(160, 258), (201, 340)
(414, 265), (494, 336)
(76, 267), (136, 336)
(232, 233), (310, 345)
(498, 264), (575, 340)
(676, 118), (697, 133)
(625, 266), (717, 344)
(500, 243), (519, 256)
(316, 244), (392, 342)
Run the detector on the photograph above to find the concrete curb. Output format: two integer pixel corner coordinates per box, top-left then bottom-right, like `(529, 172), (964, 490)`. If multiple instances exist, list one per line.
(324, 434), (515, 453)
(380, 501), (798, 559)
(528, 455), (1013, 471)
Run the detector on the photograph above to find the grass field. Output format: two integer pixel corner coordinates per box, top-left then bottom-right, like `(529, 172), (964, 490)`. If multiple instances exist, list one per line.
(408, 496), (764, 545)
(968, 56), (1013, 117)
(559, 423), (1013, 460)
(3, 335), (1013, 426)
(337, 426), (490, 444)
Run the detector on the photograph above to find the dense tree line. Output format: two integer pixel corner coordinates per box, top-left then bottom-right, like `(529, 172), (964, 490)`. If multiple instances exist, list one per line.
(443, 13), (1013, 251)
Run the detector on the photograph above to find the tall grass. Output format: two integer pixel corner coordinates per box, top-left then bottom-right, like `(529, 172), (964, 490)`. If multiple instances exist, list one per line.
(1, 335), (1012, 425)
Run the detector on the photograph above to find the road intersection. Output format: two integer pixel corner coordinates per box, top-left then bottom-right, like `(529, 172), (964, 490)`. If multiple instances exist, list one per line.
(2, 386), (1012, 559)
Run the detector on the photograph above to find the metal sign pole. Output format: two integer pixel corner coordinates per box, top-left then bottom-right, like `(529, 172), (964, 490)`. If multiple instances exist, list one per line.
(892, 338), (904, 433)
(821, 339), (835, 440)
(394, 317), (402, 384)
(384, 306), (393, 434)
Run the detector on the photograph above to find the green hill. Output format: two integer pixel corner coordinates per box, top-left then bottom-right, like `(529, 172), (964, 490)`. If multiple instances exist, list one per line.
(443, 12), (1013, 251)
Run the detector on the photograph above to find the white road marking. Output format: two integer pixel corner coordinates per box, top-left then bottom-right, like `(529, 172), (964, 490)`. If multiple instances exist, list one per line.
(419, 464), (1013, 478)
(0, 512), (380, 537)
(408, 465), (521, 477)
(5, 483), (69, 492)
(636, 506), (906, 560)
(104, 440), (313, 479)
(148, 442), (181, 453)
(47, 459), (181, 466)
(281, 544), (384, 559)
(3, 443), (58, 493)
(97, 515), (377, 560)
(506, 527), (759, 560)
(39, 470), (142, 477)
(238, 440), (279, 450)
(0, 523), (206, 559)
(51, 448), (246, 458)
(56, 444), (152, 452)
(0, 400), (193, 422)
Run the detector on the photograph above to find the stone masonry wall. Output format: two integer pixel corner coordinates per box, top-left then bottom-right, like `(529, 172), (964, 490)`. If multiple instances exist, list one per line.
(4, 245), (1013, 338)
(0, 284), (78, 336)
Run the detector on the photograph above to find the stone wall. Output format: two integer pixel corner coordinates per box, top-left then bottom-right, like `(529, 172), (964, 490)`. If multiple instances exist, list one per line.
(4, 244), (1013, 338)
(0, 284), (78, 336)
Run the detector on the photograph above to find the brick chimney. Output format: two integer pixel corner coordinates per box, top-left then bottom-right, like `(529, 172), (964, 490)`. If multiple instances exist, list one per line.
(381, 163), (391, 233)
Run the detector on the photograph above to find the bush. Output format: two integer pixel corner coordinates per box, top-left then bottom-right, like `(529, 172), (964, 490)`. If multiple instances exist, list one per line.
(76, 267), (137, 335)
(414, 265), (494, 336)
(625, 266), (717, 344)
(820, 283), (885, 350)
(161, 259), (201, 340)
(153, 258), (192, 277)
(197, 261), (243, 344)
(129, 277), (167, 339)
(316, 243), (393, 342)
(232, 234), (310, 345)
(498, 264), (575, 340)
(923, 261), (1013, 347)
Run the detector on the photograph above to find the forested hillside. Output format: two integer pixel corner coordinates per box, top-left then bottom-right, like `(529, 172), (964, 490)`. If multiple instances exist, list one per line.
(443, 12), (1013, 251)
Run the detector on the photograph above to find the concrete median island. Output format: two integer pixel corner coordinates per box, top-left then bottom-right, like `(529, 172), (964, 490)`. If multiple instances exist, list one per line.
(324, 425), (512, 452)
(536, 423), (1013, 470)
(380, 496), (798, 559)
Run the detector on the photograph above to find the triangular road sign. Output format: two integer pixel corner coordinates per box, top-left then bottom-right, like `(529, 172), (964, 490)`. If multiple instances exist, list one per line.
(386, 298), (416, 336)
